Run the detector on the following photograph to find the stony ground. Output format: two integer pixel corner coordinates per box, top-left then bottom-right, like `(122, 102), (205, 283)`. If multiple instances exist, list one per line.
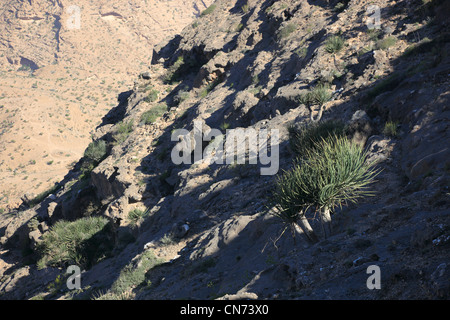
(0, 0), (449, 300)
(0, 0), (212, 209)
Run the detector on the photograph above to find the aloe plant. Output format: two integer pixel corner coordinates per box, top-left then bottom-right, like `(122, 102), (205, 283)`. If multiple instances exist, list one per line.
(271, 135), (378, 242)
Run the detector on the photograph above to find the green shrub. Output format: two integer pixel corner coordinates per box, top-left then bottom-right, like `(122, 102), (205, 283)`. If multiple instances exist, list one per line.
(271, 136), (378, 242)
(297, 84), (332, 106)
(201, 4), (216, 16)
(383, 121), (398, 137)
(113, 120), (134, 144)
(174, 90), (190, 105)
(37, 216), (115, 269)
(200, 79), (220, 98)
(376, 36), (397, 50)
(279, 23), (297, 39)
(295, 46), (308, 59)
(95, 250), (163, 299)
(242, 3), (250, 13)
(128, 208), (149, 226)
(366, 72), (404, 101)
(163, 56), (185, 84)
(289, 119), (346, 157)
(325, 35), (345, 54)
(140, 103), (168, 125)
(84, 140), (107, 163)
(144, 89), (159, 103)
(29, 184), (61, 207)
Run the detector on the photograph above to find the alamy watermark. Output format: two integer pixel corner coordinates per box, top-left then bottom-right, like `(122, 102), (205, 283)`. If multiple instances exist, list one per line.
(66, 265), (81, 290)
(171, 121), (280, 175)
(366, 265), (381, 290)
(66, 5), (81, 30)
(366, 5), (381, 30)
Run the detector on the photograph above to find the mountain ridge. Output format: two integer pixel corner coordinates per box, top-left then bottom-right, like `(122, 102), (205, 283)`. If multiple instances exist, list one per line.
(0, 0), (449, 300)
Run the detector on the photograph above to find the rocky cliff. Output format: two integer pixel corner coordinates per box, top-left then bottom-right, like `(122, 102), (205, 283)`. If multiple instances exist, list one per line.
(0, 0), (449, 300)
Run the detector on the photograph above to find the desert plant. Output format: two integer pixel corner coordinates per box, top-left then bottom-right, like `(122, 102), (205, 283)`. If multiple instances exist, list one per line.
(163, 56), (185, 84)
(95, 250), (163, 299)
(128, 208), (149, 226)
(242, 3), (250, 13)
(297, 84), (332, 107)
(289, 119), (346, 157)
(325, 35), (345, 54)
(173, 89), (190, 105)
(113, 120), (134, 144)
(140, 103), (168, 125)
(37, 216), (115, 269)
(376, 36), (397, 50)
(201, 4), (216, 16)
(271, 135), (378, 242)
(84, 140), (107, 163)
(279, 23), (297, 39)
(29, 183), (61, 207)
(383, 121), (398, 137)
(144, 89), (159, 103)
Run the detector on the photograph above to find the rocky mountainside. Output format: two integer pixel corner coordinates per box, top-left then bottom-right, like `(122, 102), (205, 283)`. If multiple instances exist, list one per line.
(0, 0), (212, 209)
(0, 0), (449, 300)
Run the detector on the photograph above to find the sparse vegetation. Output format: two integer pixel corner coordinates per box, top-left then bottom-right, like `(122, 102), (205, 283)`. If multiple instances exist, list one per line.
(84, 140), (107, 163)
(366, 72), (404, 101)
(37, 216), (115, 270)
(201, 4), (216, 16)
(279, 23), (297, 39)
(128, 208), (149, 226)
(297, 84), (332, 107)
(144, 89), (160, 103)
(95, 250), (163, 300)
(113, 120), (134, 144)
(163, 56), (185, 84)
(271, 135), (378, 242)
(173, 89), (190, 105)
(140, 103), (168, 125)
(376, 36), (397, 50)
(29, 183), (61, 207)
(325, 35), (345, 54)
(289, 120), (346, 157)
(383, 121), (398, 137)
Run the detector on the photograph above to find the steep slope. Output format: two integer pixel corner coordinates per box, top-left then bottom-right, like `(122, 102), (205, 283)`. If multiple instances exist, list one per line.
(0, 0), (449, 300)
(0, 0), (213, 210)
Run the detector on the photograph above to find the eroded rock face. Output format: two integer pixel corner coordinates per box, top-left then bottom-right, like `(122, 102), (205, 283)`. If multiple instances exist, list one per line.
(1, 0), (449, 301)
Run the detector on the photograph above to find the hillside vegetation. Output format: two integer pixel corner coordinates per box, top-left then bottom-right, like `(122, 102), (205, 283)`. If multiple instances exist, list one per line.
(0, 0), (449, 300)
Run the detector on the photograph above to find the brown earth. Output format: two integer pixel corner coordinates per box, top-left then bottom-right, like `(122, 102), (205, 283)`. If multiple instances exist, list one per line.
(0, 0), (212, 210)
(0, 0), (449, 301)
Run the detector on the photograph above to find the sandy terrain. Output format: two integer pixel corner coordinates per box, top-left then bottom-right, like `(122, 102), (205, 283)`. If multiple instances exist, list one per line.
(0, 0), (212, 210)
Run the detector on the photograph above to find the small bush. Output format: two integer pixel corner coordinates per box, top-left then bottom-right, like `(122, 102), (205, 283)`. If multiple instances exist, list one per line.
(297, 84), (332, 106)
(113, 120), (134, 144)
(295, 46), (308, 59)
(279, 23), (297, 39)
(140, 103), (168, 125)
(128, 208), (149, 226)
(201, 4), (216, 16)
(37, 216), (114, 269)
(366, 72), (404, 101)
(144, 89), (159, 103)
(29, 184), (61, 207)
(95, 250), (163, 299)
(84, 140), (107, 163)
(325, 35), (345, 54)
(289, 119), (346, 157)
(271, 136), (378, 241)
(163, 56), (185, 84)
(174, 90), (190, 105)
(242, 3), (250, 13)
(376, 36), (397, 50)
(383, 121), (398, 137)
